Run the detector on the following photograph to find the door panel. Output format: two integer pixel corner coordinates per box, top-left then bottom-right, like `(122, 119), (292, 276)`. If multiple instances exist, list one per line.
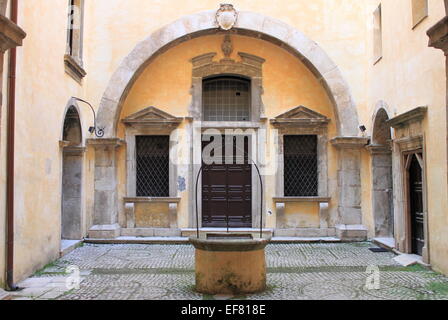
(202, 136), (252, 228)
(409, 154), (424, 256)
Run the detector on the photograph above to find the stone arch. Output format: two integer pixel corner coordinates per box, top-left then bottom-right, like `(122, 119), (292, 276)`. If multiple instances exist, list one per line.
(369, 101), (394, 238)
(371, 102), (392, 145)
(96, 10), (359, 138)
(61, 100), (84, 240)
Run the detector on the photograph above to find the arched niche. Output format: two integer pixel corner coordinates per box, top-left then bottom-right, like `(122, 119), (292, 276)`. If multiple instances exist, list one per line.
(61, 104), (84, 240)
(368, 104), (394, 238)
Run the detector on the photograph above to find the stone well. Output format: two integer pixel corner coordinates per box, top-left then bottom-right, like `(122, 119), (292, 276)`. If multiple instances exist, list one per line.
(189, 236), (269, 295)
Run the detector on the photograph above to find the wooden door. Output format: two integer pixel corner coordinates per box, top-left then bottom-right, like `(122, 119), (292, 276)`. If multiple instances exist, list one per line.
(202, 135), (252, 228)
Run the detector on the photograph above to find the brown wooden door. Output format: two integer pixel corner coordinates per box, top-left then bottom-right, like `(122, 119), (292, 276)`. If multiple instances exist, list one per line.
(409, 154), (424, 256)
(202, 135), (252, 228)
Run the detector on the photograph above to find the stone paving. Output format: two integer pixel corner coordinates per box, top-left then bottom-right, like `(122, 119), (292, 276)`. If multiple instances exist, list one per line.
(8, 242), (448, 300)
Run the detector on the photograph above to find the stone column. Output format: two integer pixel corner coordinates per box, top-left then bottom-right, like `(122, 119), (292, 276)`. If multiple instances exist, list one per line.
(330, 137), (369, 241)
(87, 138), (124, 238)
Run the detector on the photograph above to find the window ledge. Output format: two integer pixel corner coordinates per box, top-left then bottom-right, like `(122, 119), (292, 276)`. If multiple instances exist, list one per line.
(124, 197), (181, 203)
(273, 197), (331, 203)
(200, 121), (261, 129)
(64, 54), (86, 83)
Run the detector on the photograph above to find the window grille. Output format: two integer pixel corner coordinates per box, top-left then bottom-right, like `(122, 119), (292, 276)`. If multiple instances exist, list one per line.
(203, 76), (250, 121)
(136, 136), (169, 197)
(284, 135), (318, 196)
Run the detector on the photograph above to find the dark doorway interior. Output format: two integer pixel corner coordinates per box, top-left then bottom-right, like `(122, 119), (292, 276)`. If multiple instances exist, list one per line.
(409, 154), (424, 256)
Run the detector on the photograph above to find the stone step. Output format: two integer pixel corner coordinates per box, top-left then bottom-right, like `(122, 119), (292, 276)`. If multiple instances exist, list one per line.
(85, 236), (189, 245)
(271, 237), (341, 243)
(274, 228), (336, 238)
(372, 237), (396, 250)
(181, 228), (273, 239)
(84, 236), (343, 245)
(60, 239), (83, 257)
(121, 228), (181, 237)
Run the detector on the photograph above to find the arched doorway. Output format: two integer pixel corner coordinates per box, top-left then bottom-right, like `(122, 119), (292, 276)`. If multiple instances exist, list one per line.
(370, 107), (394, 239)
(61, 105), (83, 240)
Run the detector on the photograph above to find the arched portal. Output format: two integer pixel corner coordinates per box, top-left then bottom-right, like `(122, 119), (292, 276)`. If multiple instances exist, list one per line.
(96, 10), (359, 138)
(89, 10), (366, 240)
(370, 105), (394, 238)
(61, 105), (84, 240)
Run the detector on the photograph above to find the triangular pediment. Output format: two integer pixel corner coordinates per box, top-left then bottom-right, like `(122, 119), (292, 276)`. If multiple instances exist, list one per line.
(122, 106), (182, 128)
(271, 106), (330, 128)
(274, 106), (328, 120)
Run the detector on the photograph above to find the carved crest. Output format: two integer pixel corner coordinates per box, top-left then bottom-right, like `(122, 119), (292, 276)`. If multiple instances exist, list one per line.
(122, 106), (183, 128)
(216, 4), (238, 30)
(222, 35), (233, 58)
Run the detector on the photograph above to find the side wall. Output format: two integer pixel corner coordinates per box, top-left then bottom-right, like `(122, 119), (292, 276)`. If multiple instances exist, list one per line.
(10, 0), (95, 282)
(366, 0), (447, 273)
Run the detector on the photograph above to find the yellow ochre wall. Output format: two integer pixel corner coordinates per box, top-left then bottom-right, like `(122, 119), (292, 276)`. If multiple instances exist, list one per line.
(118, 35), (338, 230)
(2, 0), (446, 284)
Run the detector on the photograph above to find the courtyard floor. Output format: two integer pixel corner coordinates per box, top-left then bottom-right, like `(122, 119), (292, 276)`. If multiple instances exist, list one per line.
(9, 242), (448, 300)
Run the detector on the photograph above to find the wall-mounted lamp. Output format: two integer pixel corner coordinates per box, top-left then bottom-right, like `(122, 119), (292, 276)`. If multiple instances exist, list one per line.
(71, 97), (105, 138)
(359, 125), (367, 132)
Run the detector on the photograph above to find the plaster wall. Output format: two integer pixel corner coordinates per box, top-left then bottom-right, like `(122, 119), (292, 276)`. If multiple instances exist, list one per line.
(118, 35), (338, 230)
(366, 0), (447, 274)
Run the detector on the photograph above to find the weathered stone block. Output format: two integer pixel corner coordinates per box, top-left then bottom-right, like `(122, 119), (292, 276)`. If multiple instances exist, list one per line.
(335, 224), (367, 241)
(88, 224), (121, 239)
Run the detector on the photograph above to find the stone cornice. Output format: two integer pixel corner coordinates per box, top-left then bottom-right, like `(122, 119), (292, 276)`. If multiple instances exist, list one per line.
(270, 106), (330, 129)
(191, 51), (265, 78)
(0, 14), (26, 52)
(63, 146), (86, 154)
(330, 136), (369, 149)
(427, 16), (448, 53)
(122, 106), (183, 129)
(365, 144), (392, 155)
(86, 138), (125, 148)
(387, 106), (427, 129)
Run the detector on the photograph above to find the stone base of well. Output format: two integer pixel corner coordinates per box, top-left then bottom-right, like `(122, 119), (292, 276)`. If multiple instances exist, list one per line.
(189, 237), (269, 295)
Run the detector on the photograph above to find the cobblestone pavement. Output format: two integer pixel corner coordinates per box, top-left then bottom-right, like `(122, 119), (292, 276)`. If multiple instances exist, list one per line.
(9, 242), (448, 300)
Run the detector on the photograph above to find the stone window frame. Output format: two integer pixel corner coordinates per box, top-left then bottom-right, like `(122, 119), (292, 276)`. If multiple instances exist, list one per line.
(271, 106), (332, 232)
(270, 106), (330, 199)
(411, 0), (429, 29)
(188, 49), (267, 229)
(373, 4), (383, 65)
(122, 107), (183, 199)
(387, 106), (429, 262)
(65, 0), (86, 83)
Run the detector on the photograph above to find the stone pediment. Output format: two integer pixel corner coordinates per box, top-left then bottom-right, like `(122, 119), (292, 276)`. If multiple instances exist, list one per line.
(270, 106), (330, 128)
(122, 106), (183, 128)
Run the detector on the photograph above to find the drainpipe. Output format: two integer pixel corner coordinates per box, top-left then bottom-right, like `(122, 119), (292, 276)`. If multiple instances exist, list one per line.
(6, 0), (19, 291)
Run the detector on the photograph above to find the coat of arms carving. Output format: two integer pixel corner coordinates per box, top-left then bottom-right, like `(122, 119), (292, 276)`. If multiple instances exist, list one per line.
(216, 4), (238, 30)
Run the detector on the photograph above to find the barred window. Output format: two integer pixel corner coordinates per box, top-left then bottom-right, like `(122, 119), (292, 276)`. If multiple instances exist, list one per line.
(203, 76), (250, 121)
(284, 135), (318, 197)
(136, 136), (169, 197)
